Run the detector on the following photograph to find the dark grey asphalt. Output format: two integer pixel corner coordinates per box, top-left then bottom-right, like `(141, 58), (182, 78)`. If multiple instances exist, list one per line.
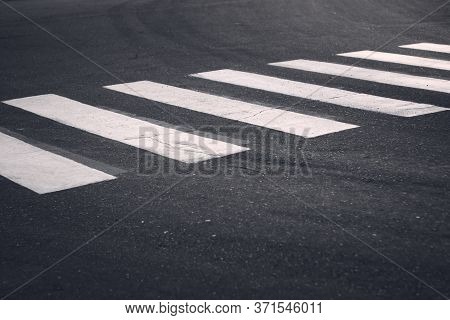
(0, 0), (449, 299)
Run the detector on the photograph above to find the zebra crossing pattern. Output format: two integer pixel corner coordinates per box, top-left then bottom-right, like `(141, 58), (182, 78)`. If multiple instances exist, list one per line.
(192, 69), (446, 117)
(1, 42), (449, 194)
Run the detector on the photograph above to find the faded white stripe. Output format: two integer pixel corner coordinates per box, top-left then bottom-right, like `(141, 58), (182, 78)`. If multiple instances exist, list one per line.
(337, 50), (450, 71)
(270, 59), (450, 94)
(192, 69), (447, 117)
(2, 95), (248, 163)
(400, 43), (450, 54)
(105, 81), (358, 138)
(0, 132), (116, 194)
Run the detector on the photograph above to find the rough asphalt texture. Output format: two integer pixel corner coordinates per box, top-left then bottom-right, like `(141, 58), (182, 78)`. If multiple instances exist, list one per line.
(0, 0), (449, 299)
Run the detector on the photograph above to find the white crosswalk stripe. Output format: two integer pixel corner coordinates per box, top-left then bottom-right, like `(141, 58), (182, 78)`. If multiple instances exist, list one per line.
(269, 59), (450, 94)
(0, 132), (116, 194)
(2, 94), (249, 163)
(105, 81), (358, 138)
(337, 50), (450, 71)
(399, 43), (450, 54)
(192, 69), (448, 117)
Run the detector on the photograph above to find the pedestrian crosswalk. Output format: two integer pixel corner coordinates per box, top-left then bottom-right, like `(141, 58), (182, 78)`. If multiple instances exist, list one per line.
(192, 69), (447, 117)
(1, 41), (449, 194)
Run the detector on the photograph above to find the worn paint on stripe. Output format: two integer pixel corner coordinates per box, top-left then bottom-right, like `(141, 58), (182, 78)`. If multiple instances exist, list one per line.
(270, 59), (450, 94)
(400, 43), (450, 54)
(0, 132), (116, 194)
(2, 95), (248, 163)
(337, 50), (450, 71)
(192, 69), (448, 117)
(105, 81), (358, 138)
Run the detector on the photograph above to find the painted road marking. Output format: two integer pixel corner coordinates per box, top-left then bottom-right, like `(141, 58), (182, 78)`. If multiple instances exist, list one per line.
(105, 81), (358, 138)
(399, 43), (450, 54)
(0, 132), (116, 194)
(337, 50), (450, 71)
(192, 69), (448, 117)
(2, 94), (248, 163)
(270, 59), (450, 94)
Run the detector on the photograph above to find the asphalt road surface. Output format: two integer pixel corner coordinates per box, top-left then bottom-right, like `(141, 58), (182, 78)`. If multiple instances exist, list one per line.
(0, 0), (449, 299)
